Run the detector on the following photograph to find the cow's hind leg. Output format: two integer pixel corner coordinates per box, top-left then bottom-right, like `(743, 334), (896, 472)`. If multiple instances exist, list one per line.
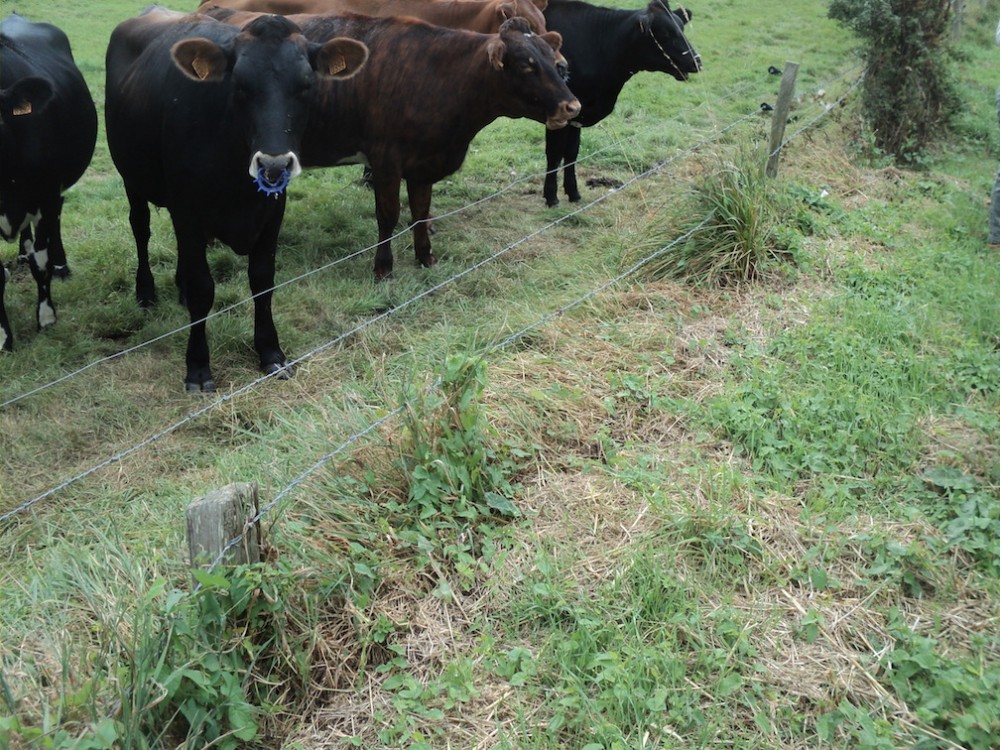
(248, 215), (289, 379)
(47, 196), (70, 278)
(544, 128), (567, 207)
(127, 188), (156, 308)
(407, 181), (437, 268)
(0, 264), (12, 352)
(17, 227), (31, 266)
(563, 126), (583, 204)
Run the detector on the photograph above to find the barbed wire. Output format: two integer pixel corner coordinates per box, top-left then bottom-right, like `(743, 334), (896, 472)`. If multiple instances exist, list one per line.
(769, 67), (865, 158)
(0, 66), (861, 529)
(203, 211), (716, 576)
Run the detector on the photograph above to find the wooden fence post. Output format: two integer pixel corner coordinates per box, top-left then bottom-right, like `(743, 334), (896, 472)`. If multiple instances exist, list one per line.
(186, 481), (262, 570)
(765, 61), (800, 178)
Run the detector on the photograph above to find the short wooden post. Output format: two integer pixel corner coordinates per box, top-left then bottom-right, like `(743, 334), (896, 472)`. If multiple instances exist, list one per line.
(765, 61), (800, 178)
(186, 482), (262, 570)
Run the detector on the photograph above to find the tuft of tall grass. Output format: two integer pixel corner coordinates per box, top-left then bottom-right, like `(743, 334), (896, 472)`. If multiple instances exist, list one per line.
(626, 145), (797, 286)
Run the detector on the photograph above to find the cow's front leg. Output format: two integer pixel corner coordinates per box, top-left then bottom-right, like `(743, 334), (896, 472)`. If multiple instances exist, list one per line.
(176, 230), (215, 392)
(371, 169), (403, 280)
(407, 181), (437, 268)
(563, 125), (583, 203)
(22, 221), (56, 332)
(544, 127), (567, 207)
(0, 265), (12, 352)
(248, 217), (288, 379)
(128, 187), (156, 308)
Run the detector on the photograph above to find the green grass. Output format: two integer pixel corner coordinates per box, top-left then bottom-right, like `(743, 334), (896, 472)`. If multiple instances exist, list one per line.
(2, 0), (999, 748)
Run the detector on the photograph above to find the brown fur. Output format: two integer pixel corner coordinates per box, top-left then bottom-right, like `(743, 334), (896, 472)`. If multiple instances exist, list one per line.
(198, 0), (550, 34)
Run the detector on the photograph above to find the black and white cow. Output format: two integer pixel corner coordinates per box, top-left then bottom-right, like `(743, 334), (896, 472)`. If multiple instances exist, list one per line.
(105, 6), (368, 391)
(541, 0), (700, 206)
(0, 13), (97, 351)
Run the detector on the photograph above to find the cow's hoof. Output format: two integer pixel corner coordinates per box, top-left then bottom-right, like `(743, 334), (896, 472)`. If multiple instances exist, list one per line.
(374, 268), (393, 282)
(185, 379), (215, 393)
(418, 253), (438, 268)
(263, 361), (293, 380)
(52, 265), (70, 280)
(568, 193), (581, 203)
(545, 197), (559, 208)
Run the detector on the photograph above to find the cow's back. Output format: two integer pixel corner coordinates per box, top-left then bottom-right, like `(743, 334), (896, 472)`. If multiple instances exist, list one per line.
(199, 0), (549, 34)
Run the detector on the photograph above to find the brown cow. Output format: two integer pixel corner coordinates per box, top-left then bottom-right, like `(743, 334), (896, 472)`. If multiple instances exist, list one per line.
(205, 9), (580, 279)
(198, 0), (551, 34)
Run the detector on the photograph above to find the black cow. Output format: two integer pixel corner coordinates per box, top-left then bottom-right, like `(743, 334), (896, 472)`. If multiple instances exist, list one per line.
(541, 0), (700, 206)
(105, 7), (368, 391)
(205, 9), (580, 279)
(0, 13), (97, 352)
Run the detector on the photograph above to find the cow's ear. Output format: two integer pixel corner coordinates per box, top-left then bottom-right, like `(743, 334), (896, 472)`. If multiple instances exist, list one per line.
(539, 31), (563, 54)
(0, 76), (54, 118)
(529, 0), (549, 11)
(675, 7), (693, 23)
(487, 38), (506, 70)
(314, 38), (370, 79)
(497, 2), (516, 21)
(171, 38), (228, 82)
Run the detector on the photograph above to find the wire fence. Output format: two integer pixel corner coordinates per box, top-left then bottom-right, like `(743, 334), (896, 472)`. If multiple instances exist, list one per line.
(0, 68), (858, 411)
(0, 65), (863, 532)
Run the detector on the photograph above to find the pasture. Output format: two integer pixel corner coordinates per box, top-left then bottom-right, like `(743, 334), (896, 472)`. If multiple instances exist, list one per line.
(1, 0), (999, 748)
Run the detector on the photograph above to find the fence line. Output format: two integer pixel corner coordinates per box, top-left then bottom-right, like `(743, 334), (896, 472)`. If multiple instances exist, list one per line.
(204, 213), (716, 576)
(2, 68), (852, 410)
(770, 69), (864, 158)
(1, 68), (860, 529)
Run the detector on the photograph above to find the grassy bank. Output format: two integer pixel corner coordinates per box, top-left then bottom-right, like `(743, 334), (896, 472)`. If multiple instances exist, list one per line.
(1, 0), (998, 748)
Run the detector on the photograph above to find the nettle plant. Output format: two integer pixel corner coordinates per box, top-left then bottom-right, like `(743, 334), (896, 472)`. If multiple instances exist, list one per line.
(393, 355), (521, 586)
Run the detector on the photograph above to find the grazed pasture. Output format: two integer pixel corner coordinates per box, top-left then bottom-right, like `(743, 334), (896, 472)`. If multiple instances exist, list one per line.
(1, 1), (998, 748)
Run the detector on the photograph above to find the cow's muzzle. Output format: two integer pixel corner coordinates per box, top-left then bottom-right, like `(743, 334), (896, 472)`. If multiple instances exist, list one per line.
(249, 151), (302, 195)
(546, 99), (582, 130)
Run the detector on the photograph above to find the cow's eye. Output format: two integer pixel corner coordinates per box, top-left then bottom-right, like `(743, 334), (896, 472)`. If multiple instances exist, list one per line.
(556, 61), (569, 80)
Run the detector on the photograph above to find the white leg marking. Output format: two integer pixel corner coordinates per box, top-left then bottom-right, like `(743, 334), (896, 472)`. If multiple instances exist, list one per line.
(38, 300), (56, 328)
(33, 246), (49, 272)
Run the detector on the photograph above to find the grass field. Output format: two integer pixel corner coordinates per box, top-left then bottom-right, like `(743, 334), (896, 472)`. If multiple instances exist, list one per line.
(1, 0), (998, 748)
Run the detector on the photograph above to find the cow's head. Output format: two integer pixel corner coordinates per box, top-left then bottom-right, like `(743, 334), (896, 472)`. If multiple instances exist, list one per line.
(496, 0), (549, 34)
(170, 14), (368, 194)
(0, 77), (55, 239)
(637, 0), (701, 80)
(487, 17), (580, 130)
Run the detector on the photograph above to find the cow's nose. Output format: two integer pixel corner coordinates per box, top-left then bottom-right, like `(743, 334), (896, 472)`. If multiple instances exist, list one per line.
(563, 99), (581, 120)
(248, 151), (302, 181)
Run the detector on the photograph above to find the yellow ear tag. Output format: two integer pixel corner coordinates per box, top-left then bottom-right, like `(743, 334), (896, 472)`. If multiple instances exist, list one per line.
(192, 57), (212, 81)
(13, 101), (32, 116)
